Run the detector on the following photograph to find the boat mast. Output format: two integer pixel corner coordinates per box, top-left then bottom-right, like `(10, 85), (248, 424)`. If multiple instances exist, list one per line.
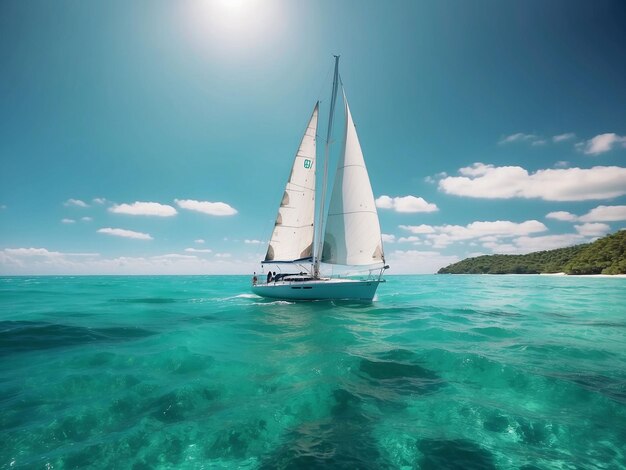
(314, 55), (340, 278)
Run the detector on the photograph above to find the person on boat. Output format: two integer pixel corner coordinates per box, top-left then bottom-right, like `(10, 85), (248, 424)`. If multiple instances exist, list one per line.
(252, 272), (258, 285)
(267, 271), (272, 283)
(272, 272), (277, 283)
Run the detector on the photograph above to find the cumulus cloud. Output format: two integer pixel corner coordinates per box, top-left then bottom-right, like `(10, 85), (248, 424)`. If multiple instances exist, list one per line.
(579, 205), (626, 222)
(397, 236), (421, 244)
(175, 199), (237, 216)
(375, 195), (438, 213)
(439, 163), (626, 201)
(582, 133), (626, 155)
(381, 234), (396, 243)
(574, 223), (611, 237)
(64, 198), (88, 208)
(92, 198), (106, 205)
(484, 234), (586, 254)
(97, 228), (153, 240)
(81, 217), (93, 222)
(546, 211), (578, 222)
(399, 224), (436, 234)
(61, 218), (75, 224)
(109, 202), (177, 217)
(184, 248), (212, 253)
(553, 133), (576, 143)
(400, 220), (547, 249)
(244, 239), (263, 244)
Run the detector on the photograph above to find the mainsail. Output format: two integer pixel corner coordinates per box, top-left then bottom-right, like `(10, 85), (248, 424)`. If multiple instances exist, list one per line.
(321, 93), (385, 266)
(264, 103), (319, 262)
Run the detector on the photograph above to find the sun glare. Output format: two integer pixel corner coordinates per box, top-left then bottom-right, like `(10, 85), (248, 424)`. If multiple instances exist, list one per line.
(186, 0), (281, 57)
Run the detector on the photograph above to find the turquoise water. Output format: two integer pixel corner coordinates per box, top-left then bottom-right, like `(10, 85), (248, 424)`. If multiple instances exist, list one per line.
(1, 275), (625, 469)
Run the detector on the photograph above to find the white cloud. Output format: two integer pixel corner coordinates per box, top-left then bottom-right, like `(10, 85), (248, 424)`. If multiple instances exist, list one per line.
(175, 199), (238, 216)
(185, 248), (212, 253)
(546, 211), (578, 222)
(81, 217), (93, 222)
(554, 161), (570, 168)
(244, 239), (263, 244)
(375, 195), (438, 213)
(381, 233), (396, 243)
(152, 253), (197, 261)
(215, 253), (232, 258)
(582, 133), (626, 155)
(397, 236), (421, 244)
(484, 234), (586, 254)
(3, 248), (99, 258)
(5, 247), (62, 257)
(400, 220), (547, 249)
(0, 249), (255, 275)
(498, 133), (539, 145)
(553, 133), (576, 143)
(64, 198), (88, 208)
(97, 227), (153, 240)
(574, 223), (611, 237)
(194, 239), (205, 244)
(109, 202), (177, 217)
(579, 205), (626, 222)
(386, 250), (460, 274)
(92, 198), (106, 205)
(62, 218), (75, 224)
(439, 163), (626, 201)
(399, 224), (436, 234)
(531, 139), (547, 146)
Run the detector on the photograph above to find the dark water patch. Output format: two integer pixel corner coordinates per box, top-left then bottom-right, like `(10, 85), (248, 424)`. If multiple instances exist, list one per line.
(515, 418), (553, 446)
(417, 438), (496, 470)
(483, 412), (510, 433)
(0, 321), (156, 356)
(331, 388), (363, 419)
(260, 386), (386, 469)
(206, 420), (268, 460)
(358, 349), (444, 396)
(551, 371), (626, 404)
(259, 421), (384, 470)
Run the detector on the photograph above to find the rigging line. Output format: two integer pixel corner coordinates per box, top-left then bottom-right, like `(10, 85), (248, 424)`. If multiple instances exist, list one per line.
(335, 164), (367, 170)
(327, 210), (379, 216)
(314, 55), (340, 277)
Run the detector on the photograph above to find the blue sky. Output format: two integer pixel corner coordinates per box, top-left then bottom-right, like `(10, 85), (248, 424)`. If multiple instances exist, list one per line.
(1, 0), (625, 274)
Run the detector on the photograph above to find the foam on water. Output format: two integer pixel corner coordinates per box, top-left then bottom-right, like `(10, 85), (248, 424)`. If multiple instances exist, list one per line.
(0, 274), (625, 469)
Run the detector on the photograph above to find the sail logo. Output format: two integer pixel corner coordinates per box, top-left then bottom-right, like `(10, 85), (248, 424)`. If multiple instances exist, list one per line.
(304, 159), (312, 169)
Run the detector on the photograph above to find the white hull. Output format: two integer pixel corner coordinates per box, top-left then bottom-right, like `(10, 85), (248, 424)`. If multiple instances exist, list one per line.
(251, 278), (383, 301)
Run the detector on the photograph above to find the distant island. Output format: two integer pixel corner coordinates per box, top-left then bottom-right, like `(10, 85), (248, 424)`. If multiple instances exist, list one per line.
(438, 230), (626, 275)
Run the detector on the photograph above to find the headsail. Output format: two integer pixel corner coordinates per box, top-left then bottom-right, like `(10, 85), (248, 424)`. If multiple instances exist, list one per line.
(264, 103), (319, 263)
(321, 93), (384, 266)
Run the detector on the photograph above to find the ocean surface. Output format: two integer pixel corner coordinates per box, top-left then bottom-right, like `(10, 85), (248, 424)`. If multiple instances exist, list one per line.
(1, 275), (625, 469)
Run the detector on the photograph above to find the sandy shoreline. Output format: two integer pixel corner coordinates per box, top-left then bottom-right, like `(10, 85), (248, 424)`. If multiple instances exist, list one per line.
(539, 272), (626, 278)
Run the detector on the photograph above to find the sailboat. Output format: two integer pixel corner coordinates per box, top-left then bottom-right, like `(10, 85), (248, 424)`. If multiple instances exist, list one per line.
(251, 56), (388, 301)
